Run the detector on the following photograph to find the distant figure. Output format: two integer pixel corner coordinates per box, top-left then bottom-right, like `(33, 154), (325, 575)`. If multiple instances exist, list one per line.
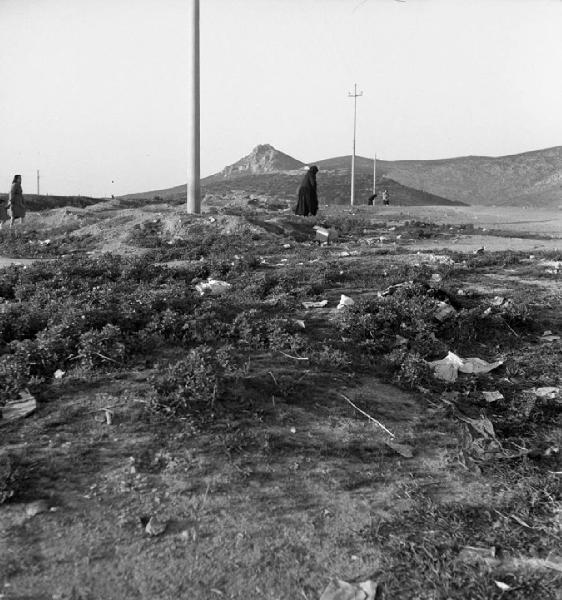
(367, 193), (377, 206)
(0, 192), (8, 231)
(8, 174), (26, 230)
(382, 189), (390, 206)
(295, 165), (319, 217)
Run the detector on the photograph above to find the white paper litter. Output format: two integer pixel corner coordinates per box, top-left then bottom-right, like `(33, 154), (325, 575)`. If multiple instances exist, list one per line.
(337, 295), (355, 309)
(302, 300), (328, 309)
(429, 352), (504, 382)
(195, 279), (232, 296)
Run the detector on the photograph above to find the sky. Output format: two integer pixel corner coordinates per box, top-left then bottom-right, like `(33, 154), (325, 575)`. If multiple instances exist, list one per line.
(1, 0), (561, 197)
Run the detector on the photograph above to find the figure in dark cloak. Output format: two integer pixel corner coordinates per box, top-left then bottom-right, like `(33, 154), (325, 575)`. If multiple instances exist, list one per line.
(295, 165), (319, 216)
(7, 175), (26, 232)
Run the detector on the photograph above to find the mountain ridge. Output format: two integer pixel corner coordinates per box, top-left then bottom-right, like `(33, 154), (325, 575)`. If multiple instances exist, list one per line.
(122, 144), (562, 208)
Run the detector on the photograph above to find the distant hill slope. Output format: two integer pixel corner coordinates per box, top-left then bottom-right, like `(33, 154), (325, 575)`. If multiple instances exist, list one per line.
(122, 172), (464, 207)
(0, 193), (103, 212)
(123, 144), (464, 207)
(206, 171), (465, 207)
(316, 147), (562, 207)
(122, 144), (562, 208)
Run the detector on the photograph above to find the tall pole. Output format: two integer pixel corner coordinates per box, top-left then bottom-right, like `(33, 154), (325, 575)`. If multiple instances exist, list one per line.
(373, 154), (376, 198)
(37, 170), (40, 195)
(187, 0), (201, 214)
(348, 84), (363, 206)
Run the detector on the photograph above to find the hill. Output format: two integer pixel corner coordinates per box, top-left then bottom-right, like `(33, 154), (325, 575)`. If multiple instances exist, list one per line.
(0, 193), (103, 212)
(220, 143), (305, 177)
(316, 147), (562, 207)
(201, 171), (464, 207)
(121, 144), (562, 208)
(123, 144), (464, 207)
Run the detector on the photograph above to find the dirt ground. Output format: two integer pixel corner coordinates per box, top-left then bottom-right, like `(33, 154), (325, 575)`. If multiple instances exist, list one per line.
(0, 199), (560, 600)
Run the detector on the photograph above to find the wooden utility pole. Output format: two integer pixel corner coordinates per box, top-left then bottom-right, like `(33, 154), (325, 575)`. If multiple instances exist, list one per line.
(348, 84), (363, 206)
(187, 0), (201, 214)
(373, 154), (376, 199)
(36, 170), (40, 195)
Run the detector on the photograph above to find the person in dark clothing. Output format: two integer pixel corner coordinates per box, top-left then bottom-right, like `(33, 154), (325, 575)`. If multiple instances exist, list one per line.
(367, 193), (377, 206)
(8, 175), (26, 232)
(295, 165), (319, 216)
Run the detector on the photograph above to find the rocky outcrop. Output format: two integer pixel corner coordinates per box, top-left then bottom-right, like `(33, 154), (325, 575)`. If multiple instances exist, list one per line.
(221, 144), (305, 177)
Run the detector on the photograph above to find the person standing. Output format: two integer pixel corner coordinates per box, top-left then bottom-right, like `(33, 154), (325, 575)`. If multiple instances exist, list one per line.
(382, 189), (390, 206)
(295, 165), (319, 217)
(0, 192), (8, 232)
(8, 174), (26, 231)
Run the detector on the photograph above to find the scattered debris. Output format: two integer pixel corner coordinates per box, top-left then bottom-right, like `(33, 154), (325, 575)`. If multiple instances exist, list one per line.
(290, 427), (296, 434)
(302, 300), (328, 309)
(282, 243), (291, 249)
(25, 499), (50, 517)
(525, 387), (560, 400)
(54, 369), (65, 379)
(385, 440), (414, 458)
(419, 253), (455, 266)
(509, 556), (562, 573)
(430, 273), (442, 284)
(458, 414), (497, 439)
(458, 546), (499, 566)
(482, 391), (504, 403)
(379, 281), (413, 297)
(337, 294), (355, 309)
(429, 352), (504, 382)
(294, 319), (306, 329)
(490, 296), (505, 306)
(195, 279), (232, 296)
(539, 259), (561, 272)
(339, 393), (395, 438)
(474, 247), (485, 255)
(93, 408), (114, 425)
(494, 581), (512, 592)
(279, 350), (309, 361)
(540, 330), (560, 343)
(319, 578), (378, 600)
(434, 301), (457, 322)
(527, 443), (560, 459)
(315, 227), (339, 243)
(394, 335), (408, 347)
(145, 516), (167, 536)
(1, 390), (37, 425)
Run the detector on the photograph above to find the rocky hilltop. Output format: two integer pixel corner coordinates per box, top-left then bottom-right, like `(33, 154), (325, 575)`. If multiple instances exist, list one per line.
(122, 144), (562, 208)
(220, 144), (305, 177)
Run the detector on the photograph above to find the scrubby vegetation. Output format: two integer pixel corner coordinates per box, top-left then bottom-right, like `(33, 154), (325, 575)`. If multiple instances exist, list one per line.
(0, 211), (560, 598)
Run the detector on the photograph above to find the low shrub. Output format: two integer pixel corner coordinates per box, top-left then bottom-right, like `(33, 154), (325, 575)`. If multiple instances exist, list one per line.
(77, 325), (126, 371)
(0, 452), (26, 504)
(148, 346), (221, 418)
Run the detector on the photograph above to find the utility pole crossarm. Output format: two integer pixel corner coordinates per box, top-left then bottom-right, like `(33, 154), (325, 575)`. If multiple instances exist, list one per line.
(348, 83), (363, 207)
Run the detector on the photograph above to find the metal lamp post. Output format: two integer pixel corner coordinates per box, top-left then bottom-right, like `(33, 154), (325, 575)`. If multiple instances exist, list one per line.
(187, 0), (201, 214)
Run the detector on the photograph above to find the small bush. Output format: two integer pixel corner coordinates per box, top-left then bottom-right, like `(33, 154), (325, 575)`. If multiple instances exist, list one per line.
(0, 354), (30, 405)
(77, 325), (126, 370)
(0, 452), (25, 504)
(148, 346), (221, 418)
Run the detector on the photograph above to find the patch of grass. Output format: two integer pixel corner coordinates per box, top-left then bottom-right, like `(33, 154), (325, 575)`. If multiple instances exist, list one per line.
(0, 451), (28, 504)
(364, 466), (561, 599)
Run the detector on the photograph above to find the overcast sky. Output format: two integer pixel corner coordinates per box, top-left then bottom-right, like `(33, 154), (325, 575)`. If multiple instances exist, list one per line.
(1, 0), (561, 197)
